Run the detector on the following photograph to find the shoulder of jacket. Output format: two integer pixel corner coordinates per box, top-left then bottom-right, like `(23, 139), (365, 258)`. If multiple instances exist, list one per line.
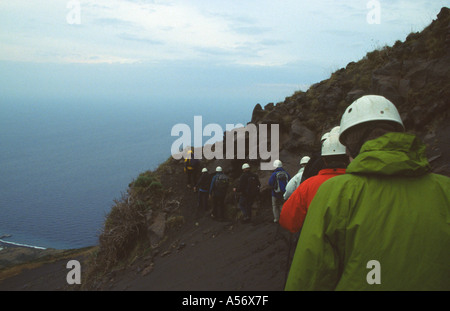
(428, 172), (450, 182)
(317, 173), (365, 194)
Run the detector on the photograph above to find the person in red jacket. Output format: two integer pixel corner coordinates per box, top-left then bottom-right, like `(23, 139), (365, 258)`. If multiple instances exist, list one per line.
(280, 131), (349, 233)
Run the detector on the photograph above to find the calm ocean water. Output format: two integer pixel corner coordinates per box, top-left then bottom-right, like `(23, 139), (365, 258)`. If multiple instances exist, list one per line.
(0, 99), (251, 249)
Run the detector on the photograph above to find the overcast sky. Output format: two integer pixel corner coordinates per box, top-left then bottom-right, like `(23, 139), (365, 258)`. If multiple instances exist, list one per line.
(0, 0), (448, 106)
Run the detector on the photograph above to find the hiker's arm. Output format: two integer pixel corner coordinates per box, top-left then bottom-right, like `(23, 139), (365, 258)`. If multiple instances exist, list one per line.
(194, 175), (202, 189)
(209, 176), (215, 195)
(268, 173), (275, 187)
(283, 179), (295, 200)
(236, 175), (245, 193)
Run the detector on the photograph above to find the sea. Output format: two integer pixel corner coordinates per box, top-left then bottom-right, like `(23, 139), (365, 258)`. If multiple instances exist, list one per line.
(0, 98), (252, 250)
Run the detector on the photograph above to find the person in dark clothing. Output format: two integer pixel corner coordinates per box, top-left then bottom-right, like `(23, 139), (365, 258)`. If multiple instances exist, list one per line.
(234, 163), (261, 223)
(184, 150), (200, 188)
(209, 166), (229, 221)
(300, 152), (324, 183)
(194, 168), (211, 217)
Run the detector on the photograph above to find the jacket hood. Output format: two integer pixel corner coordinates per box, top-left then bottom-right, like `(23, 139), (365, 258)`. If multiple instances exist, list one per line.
(346, 132), (430, 176)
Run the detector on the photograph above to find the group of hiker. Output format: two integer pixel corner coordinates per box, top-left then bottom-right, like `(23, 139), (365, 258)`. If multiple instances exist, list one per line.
(184, 95), (449, 290)
(185, 160), (261, 223)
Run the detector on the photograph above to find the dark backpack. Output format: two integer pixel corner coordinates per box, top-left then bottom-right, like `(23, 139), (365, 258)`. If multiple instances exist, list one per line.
(273, 170), (289, 193)
(214, 174), (229, 196)
(186, 157), (199, 170)
(246, 174), (260, 197)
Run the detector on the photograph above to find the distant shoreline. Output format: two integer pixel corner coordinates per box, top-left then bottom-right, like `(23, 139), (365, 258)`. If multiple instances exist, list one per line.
(0, 239), (47, 250)
(0, 243), (63, 271)
(0, 240), (95, 273)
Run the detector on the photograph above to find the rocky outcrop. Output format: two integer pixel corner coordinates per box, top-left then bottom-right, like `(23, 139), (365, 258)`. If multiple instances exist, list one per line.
(246, 7), (450, 176)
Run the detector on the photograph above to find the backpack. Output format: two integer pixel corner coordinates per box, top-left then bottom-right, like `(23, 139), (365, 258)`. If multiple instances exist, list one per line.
(246, 174), (260, 197)
(273, 170), (289, 193)
(214, 174), (229, 196)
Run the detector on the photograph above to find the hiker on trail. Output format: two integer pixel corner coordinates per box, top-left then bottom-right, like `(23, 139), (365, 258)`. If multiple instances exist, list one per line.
(233, 163), (261, 223)
(184, 150), (199, 188)
(268, 160), (290, 223)
(209, 166), (229, 221)
(194, 168), (211, 217)
(285, 95), (450, 291)
(280, 132), (348, 233)
(283, 156), (311, 200)
(300, 127), (338, 183)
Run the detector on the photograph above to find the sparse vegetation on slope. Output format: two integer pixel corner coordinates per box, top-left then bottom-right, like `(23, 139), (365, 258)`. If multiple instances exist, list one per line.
(83, 170), (169, 288)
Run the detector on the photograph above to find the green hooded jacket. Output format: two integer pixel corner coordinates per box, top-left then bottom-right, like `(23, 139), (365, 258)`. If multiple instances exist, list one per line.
(285, 132), (450, 291)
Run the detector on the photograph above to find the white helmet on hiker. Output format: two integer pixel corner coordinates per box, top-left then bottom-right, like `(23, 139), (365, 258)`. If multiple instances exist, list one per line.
(339, 95), (404, 145)
(242, 163), (250, 170)
(216, 166), (222, 172)
(202, 168), (208, 173)
(300, 156), (310, 165)
(321, 132), (330, 142)
(321, 134), (346, 156)
(273, 160), (283, 168)
(330, 126), (340, 135)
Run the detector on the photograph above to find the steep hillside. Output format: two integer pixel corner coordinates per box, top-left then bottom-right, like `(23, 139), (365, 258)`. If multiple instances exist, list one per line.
(250, 6), (449, 177)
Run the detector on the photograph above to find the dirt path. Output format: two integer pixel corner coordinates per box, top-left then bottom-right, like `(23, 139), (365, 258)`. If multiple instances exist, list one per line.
(106, 205), (290, 291)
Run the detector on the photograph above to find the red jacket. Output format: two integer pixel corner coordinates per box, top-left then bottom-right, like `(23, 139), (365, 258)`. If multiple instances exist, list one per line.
(280, 168), (346, 233)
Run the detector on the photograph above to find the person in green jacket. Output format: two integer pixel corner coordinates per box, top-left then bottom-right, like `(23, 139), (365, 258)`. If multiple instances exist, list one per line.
(285, 95), (450, 291)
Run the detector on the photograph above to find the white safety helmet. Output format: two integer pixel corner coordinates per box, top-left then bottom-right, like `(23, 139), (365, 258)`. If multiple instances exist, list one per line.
(321, 132), (330, 142)
(273, 160), (283, 168)
(202, 168), (208, 173)
(321, 134), (346, 156)
(339, 95), (404, 145)
(329, 126), (340, 135)
(300, 156), (310, 165)
(242, 163), (250, 170)
(321, 126), (339, 143)
(216, 166), (223, 172)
